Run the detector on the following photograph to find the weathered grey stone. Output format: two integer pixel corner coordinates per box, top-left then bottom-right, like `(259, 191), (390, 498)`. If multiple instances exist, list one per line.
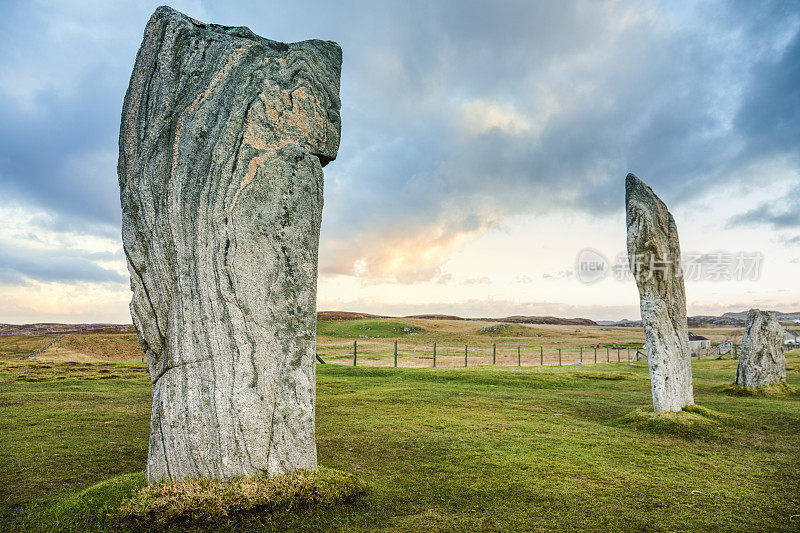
(625, 173), (694, 412)
(118, 6), (341, 482)
(735, 309), (786, 388)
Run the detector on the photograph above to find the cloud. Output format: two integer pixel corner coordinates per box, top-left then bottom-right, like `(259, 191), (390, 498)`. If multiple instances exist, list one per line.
(0, 0), (799, 310)
(0, 243), (126, 284)
(460, 100), (530, 136)
(463, 276), (491, 285)
(727, 183), (800, 230)
(542, 271), (574, 280)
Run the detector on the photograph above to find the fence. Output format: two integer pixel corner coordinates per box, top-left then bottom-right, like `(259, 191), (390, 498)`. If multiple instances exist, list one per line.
(317, 340), (740, 367)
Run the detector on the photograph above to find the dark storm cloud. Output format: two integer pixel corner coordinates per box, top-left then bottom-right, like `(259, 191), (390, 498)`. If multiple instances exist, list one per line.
(0, 0), (798, 283)
(728, 183), (800, 231)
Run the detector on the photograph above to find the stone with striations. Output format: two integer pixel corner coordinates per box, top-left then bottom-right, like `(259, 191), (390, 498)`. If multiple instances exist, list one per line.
(118, 6), (341, 482)
(625, 173), (694, 412)
(735, 309), (786, 388)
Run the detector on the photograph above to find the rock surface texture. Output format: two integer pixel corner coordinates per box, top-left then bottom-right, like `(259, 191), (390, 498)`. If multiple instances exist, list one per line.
(625, 174), (694, 412)
(118, 6), (341, 482)
(736, 309), (786, 388)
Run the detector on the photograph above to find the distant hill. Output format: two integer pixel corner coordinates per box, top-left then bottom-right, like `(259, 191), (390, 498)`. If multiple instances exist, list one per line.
(407, 314), (598, 325)
(9, 309), (790, 336)
(721, 310), (800, 321)
(0, 323), (132, 336)
(317, 311), (388, 321)
(598, 311), (800, 328)
(404, 314), (466, 321)
(488, 315), (597, 326)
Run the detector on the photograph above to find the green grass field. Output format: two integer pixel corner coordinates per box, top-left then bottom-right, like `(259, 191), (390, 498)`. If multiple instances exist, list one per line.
(316, 319), (422, 338)
(0, 352), (798, 531)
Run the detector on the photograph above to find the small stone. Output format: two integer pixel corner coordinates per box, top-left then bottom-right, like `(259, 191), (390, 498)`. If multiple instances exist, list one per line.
(735, 309), (786, 388)
(625, 173), (694, 412)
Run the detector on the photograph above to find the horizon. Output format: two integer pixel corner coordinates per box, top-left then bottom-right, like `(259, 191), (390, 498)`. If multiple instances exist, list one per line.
(0, 1), (798, 324)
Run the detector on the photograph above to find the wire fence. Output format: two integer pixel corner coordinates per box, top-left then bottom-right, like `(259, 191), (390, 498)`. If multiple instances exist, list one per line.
(317, 340), (740, 367)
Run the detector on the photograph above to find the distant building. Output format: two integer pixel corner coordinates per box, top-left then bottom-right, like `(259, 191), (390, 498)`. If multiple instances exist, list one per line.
(785, 329), (799, 346)
(688, 332), (710, 351)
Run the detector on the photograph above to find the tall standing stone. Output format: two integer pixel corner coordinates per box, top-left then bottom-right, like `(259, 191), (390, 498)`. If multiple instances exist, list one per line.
(625, 174), (694, 412)
(118, 6), (342, 482)
(736, 309), (786, 388)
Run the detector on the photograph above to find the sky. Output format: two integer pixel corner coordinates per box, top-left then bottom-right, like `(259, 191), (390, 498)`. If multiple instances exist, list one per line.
(0, 0), (798, 324)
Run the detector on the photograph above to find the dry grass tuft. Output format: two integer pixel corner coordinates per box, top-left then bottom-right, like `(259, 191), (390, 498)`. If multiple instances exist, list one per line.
(723, 382), (796, 396)
(119, 468), (367, 528)
(619, 404), (731, 439)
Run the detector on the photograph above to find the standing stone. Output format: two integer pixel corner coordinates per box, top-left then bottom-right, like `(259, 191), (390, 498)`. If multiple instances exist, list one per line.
(735, 309), (786, 388)
(118, 6), (341, 482)
(625, 174), (694, 412)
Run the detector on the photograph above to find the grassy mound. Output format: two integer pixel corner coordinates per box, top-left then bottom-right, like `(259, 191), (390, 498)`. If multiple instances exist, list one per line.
(28, 472), (147, 532)
(121, 468), (367, 528)
(29, 468), (366, 532)
(619, 404), (731, 439)
(723, 382), (796, 396)
(477, 323), (541, 337)
(316, 319), (421, 338)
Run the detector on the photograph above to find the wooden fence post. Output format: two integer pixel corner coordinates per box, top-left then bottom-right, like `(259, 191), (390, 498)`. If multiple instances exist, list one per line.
(594, 346), (597, 364)
(353, 340), (357, 366)
(493, 343), (496, 365)
(606, 347), (610, 362)
(518, 346), (521, 366)
(616, 347), (620, 362)
(433, 342), (437, 368)
(558, 348), (562, 366)
(394, 340), (398, 367)
(540, 346), (543, 366)
(464, 345), (468, 367)
(580, 346), (583, 363)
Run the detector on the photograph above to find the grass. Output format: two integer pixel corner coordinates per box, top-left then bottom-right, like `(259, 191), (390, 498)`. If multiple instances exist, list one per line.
(1, 320), (742, 365)
(0, 335), (54, 360)
(477, 323), (542, 337)
(0, 353), (798, 531)
(618, 404), (733, 439)
(317, 319), (422, 338)
(723, 382), (796, 396)
(119, 468), (367, 530)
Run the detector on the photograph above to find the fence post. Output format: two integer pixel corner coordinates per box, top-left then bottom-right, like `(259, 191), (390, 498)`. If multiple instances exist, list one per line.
(394, 340), (398, 367)
(353, 340), (357, 366)
(606, 347), (610, 362)
(433, 342), (437, 368)
(616, 347), (620, 362)
(540, 346), (543, 366)
(492, 343), (496, 365)
(580, 346), (583, 363)
(594, 346), (597, 364)
(558, 348), (562, 366)
(464, 345), (468, 367)
(518, 346), (521, 366)
(627, 347), (630, 362)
